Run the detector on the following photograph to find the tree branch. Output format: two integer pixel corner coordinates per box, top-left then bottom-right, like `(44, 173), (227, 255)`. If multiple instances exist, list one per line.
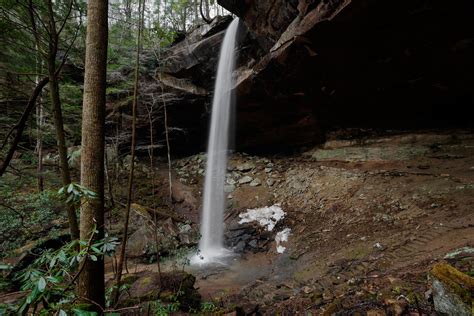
(0, 77), (49, 177)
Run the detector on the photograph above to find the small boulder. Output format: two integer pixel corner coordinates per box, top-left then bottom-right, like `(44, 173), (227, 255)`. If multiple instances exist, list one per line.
(123, 271), (201, 311)
(224, 184), (236, 193)
(266, 178), (275, 186)
(162, 218), (179, 237)
(126, 226), (156, 259)
(430, 263), (473, 316)
(238, 175), (253, 184)
(249, 178), (262, 187)
(236, 162), (255, 172)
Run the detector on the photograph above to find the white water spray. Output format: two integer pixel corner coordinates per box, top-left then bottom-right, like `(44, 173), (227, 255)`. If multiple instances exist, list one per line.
(194, 18), (239, 264)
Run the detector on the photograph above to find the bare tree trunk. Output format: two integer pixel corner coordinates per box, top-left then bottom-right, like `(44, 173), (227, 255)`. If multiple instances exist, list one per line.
(200, 0), (211, 24)
(48, 71), (80, 240)
(36, 94), (44, 191)
(205, 0), (210, 20)
(105, 149), (115, 208)
(113, 0), (144, 305)
(163, 91), (173, 201)
(194, 0), (199, 25)
(45, 0), (80, 240)
(35, 50), (44, 191)
(124, 0), (132, 22)
(155, 0), (160, 28)
(78, 0), (108, 310)
(182, 6), (187, 31)
(0, 78), (49, 177)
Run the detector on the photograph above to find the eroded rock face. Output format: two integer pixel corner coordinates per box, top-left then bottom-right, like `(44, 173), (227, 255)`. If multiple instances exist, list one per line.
(114, 1), (474, 156)
(108, 16), (233, 156)
(220, 0), (474, 152)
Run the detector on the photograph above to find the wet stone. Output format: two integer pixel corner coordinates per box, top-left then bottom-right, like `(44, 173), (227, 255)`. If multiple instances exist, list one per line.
(250, 178), (262, 186)
(239, 176), (253, 184)
(236, 162), (255, 172)
(224, 184), (236, 193)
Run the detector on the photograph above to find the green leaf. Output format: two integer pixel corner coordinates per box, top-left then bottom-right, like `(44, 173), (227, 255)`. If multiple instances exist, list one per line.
(49, 257), (57, 268)
(59, 310), (68, 316)
(46, 276), (61, 283)
(89, 255), (97, 262)
(37, 277), (47, 292)
(73, 309), (98, 316)
(0, 263), (12, 270)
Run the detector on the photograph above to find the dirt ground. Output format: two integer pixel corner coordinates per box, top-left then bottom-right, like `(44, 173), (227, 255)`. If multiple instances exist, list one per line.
(170, 130), (474, 314)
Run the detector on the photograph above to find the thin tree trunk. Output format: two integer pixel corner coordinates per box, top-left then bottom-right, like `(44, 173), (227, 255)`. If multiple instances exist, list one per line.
(194, 0), (199, 25)
(182, 6), (187, 31)
(113, 0), (144, 306)
(155, 0), (160, 28)
(48, 71), (80, 240)
(163, 92), (172, 202)
(36, 93), (44, 191)
(78, 0), (108, 310)
(35, 50), (44, 191)
(0, 78), (49, 177)
(205, 0), (210, 20)
(45, 0), (80, 240)
(146, 96), (162, 276)
(105, 149), (115, 208)
(200, 0), (211, 24)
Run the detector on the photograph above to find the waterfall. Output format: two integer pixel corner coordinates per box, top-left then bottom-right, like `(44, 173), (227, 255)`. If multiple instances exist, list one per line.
(194, 18), (239, 264)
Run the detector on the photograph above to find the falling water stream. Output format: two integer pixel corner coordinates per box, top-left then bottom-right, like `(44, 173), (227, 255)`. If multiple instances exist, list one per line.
(192, 18), (240, 264)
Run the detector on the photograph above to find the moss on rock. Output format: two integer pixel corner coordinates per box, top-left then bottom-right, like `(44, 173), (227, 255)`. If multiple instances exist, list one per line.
(431, 263), (474, 305)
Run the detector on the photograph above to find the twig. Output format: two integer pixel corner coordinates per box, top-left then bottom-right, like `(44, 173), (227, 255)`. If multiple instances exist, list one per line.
(113, 0), (145, 306)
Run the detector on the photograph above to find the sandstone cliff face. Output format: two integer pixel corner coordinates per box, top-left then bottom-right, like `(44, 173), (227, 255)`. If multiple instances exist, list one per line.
(114, 1), (474, 156)
(107, 17), (232, 155)
(220, 0), (474, 152)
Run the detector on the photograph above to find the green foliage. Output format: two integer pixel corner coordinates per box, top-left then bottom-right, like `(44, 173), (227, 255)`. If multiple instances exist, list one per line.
(60, 83), (84, 145)
(58, 182), (98, 207)
(0, 188), (65, 258)
(0, 263), (13, 291)
(12, 234), (119, 315)
(151, 299), (181, 316)
(200, 301), (219, 312)
(0, 181), (97, 258)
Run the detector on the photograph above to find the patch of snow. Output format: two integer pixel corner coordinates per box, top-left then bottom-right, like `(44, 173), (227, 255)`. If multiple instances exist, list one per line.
(238, 204), (285, 231)
(276, 245), (286, 254)
(275, 228), (291, 254)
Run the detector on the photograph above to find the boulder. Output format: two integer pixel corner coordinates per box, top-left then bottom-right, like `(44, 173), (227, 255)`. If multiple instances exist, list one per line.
(430, 263), (473, 316)
(125, 226), (160, 259)
(120, 271), (201, 311)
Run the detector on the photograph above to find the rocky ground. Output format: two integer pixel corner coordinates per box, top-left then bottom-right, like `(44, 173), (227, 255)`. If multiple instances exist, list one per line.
(103, 129), (473, 314)
(1, 129), (473, 314)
